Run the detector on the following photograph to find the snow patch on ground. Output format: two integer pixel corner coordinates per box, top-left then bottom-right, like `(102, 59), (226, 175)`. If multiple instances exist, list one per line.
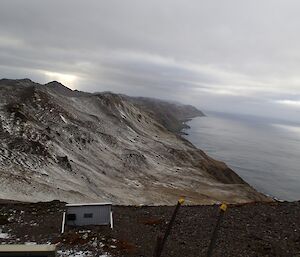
(0, 232), (10, 239)
(60, 114), (68, 123)
(119, 109), (127, 119)
(24, 242), (37, 245)
(126, 125), (136, 135)
(57, 250), (100, 257)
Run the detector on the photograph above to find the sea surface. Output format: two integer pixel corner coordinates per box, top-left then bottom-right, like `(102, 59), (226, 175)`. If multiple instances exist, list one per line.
(185, 111), (300, 201)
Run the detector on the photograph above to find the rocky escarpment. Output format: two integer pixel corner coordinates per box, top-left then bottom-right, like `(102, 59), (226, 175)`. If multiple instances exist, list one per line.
(0, 79), (270, 204)
(126, 96), (205, 134)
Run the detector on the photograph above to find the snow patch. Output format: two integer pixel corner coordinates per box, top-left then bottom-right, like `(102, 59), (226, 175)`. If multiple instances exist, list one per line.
(57, 250), (94, 257)
(126, 125), (136, 134)
(0, 232), (10, 239)
(25, 242), (37, 245)
(60, 114), (68, 123)
(119, 109), (127, 119)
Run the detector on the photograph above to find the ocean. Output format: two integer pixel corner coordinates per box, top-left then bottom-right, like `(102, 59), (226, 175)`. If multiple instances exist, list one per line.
(185, 111), (300, 201)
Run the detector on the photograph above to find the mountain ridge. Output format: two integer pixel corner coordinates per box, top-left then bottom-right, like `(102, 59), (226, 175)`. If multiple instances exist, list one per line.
(0, 79), (270, 204)
(124, 96), (205, 134)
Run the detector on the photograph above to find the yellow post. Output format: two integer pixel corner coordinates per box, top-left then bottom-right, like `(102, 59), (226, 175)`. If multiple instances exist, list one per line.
(206, 203), (228, 257)
(153, 197), (185, 257)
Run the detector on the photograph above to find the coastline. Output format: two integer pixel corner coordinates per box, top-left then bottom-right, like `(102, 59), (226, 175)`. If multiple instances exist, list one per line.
(183, 114), (300, 202)
(182, 115), (279, 203)
(178, 118), (192, 135)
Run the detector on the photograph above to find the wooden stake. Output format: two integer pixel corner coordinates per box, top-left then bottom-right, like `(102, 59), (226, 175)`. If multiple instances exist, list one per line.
(153, 198), (185, 257)
(206, 203), (228, 257)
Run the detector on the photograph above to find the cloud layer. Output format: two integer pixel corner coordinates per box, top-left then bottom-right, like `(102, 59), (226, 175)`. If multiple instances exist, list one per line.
(0, 0), (300, 121)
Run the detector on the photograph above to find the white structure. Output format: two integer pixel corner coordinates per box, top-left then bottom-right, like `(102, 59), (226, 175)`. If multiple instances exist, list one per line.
(63, 203), (113, 229)
(0, 244), (56, 257)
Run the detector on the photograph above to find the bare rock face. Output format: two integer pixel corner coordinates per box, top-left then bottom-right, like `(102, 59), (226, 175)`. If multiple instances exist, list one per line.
(0, 79), (270, 204)
(126, 96), (205, 134)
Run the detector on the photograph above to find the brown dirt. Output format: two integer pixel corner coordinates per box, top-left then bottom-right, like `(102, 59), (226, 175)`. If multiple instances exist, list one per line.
(0, 200), (299, 256)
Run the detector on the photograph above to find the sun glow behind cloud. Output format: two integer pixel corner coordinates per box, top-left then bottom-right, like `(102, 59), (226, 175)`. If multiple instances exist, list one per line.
(275, 100), (300, 108)
(272, 123), (300, 136)
(43, 71), (78, 89)
(1, 0), (300, 121)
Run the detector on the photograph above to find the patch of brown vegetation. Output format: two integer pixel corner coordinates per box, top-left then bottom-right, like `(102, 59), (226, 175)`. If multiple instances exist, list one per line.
(0, 201), (300, 256)
(114, 240), (137, 254)
(57, 232), (90, 245)
(139, 217), (164, 226)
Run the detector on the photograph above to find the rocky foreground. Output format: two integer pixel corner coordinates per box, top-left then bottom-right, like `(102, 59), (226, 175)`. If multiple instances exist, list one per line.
(0, 79), (269, 204)
(0, 200), (299, 257)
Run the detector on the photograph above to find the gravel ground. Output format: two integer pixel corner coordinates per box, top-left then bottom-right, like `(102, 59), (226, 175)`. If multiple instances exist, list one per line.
(0, 200), (299, 257)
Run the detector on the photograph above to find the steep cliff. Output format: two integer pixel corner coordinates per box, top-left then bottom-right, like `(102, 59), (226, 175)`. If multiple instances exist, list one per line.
(0, 79), (269, 204)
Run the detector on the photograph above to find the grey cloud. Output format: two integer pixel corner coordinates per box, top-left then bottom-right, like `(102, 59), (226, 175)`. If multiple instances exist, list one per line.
(0, 0), (300, 121)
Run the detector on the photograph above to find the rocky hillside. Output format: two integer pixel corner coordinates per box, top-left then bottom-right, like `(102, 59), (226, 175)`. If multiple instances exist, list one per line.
(125, 96), (204, 133)
(0, 79), (269, 204)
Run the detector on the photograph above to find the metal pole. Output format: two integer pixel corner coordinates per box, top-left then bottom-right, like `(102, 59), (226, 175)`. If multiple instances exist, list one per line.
(61, 211), (66, 234)
(206, 203), (228, 257)
(154, 198), (185, 257)
(110, 211), (114, 229)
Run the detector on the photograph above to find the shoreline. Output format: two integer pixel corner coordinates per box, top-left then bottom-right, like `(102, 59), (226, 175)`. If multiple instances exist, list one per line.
(182, 115), (291, 202)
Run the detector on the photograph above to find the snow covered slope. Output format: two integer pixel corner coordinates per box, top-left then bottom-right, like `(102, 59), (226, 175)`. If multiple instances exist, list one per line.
(0, 79), (269, 204)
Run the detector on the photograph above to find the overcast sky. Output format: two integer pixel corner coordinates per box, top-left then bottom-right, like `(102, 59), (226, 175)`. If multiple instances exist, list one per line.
(1, 0), (300, 121)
